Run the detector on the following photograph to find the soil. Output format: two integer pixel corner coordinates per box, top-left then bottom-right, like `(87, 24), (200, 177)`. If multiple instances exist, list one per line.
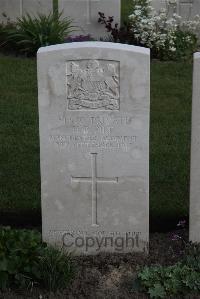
(1, 229), (199, 299)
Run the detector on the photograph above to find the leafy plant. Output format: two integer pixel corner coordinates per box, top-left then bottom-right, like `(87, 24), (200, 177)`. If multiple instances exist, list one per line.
(0, 227), (74, 291)
(0, 22), (16, 52)
(99, 0), (199, 61)
(136, 249), (200, 298)
(5, 12), (73, 55)
(98, 12), (136, 44)
(39, 247), (74, 292)
(171, 30), (197, 61)
(0, 227), (46, 290)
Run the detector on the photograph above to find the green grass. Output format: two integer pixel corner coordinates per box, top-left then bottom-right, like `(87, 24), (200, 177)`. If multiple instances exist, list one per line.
(121, 0), (134, 23)
(0, 55), (193, 222)
(150, 62), (192, 219)
(0, 55), (40, 212)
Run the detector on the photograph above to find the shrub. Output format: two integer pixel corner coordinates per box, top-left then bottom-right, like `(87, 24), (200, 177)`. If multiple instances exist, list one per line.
(99, 0), (199, 61)
(0, 227), (45, 290)
(129, 1), (198, 61)
(98, 12), (136, 44)
(39, 247), (74, 292)
(0, 227), (74, 291)
(0, 22), (16, 53)
(136, 243), (200, 298)
(5, 12), (73, 55)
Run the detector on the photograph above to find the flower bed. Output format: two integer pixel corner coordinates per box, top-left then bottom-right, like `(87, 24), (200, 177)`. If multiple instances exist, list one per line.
(99, 0), (200, 60)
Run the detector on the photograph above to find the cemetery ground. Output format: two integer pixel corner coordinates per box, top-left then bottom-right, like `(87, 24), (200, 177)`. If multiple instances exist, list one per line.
(0, 53), (198, 299)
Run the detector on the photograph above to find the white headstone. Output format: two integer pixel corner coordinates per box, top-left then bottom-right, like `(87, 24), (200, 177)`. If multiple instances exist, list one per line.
(0, 0), (22, 23)
(151, 0), (200, 20)
(58, 0), (121, 39)
(0, 0), (53, 23)
(22, 0), (53, 17)
(190, 52), (200, 243)
(37, 42), (150, 255)
(190, 0), (200, 19)
(179, 0), (193, 20)
(151, 0), (167, 12)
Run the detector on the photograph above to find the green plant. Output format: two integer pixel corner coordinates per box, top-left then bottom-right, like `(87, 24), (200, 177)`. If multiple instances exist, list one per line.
(101, 0), (199, 61)
(98, 12), (136, 44)
(53, 0), (59, 19)
(159, 30), (197, 61)
(0, 22), (15, 51)
(136, 249), (200, 298)
(39, 247), (74, 292)
(6, 12), (73, 55)
(0, 227), (46, 290)
(0, 227), (74, 291)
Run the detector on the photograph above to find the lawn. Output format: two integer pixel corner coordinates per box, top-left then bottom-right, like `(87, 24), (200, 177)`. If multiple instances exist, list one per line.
(0, 55), (39, 212)
(0, 54), (193, 228)
(121, 0), (134, 23)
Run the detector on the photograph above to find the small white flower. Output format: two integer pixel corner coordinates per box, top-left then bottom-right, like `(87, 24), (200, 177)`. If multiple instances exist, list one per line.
(170, 46), (176, 52)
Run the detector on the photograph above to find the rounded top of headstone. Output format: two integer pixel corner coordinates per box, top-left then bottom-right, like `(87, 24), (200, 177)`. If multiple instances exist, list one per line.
(194, 52), (200, 59)
(37, 42), (150, 56)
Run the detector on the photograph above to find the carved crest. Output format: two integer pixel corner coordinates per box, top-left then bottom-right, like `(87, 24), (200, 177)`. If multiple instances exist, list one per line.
(66, 60), (120, 110)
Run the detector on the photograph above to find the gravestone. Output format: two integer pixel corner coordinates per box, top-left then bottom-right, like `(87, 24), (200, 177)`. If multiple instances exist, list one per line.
(178, 0), (194, 20)
(151, 0), (179, 17)
(151, 0), (200, 20)
(151, 0), (167, 12)
(37, 42), (150, 254)
(22, 0), (53, 17)
(190, 52), (200, 243)
(0, 0), (53, 23)
(58, 0), (121, 39)
(0, 0), (22, 23)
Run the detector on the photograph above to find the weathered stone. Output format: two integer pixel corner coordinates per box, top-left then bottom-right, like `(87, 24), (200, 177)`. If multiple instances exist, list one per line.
(190, 52), (200, 243)
(0, 0), (22, 23)
(58, 0), (121, 38)
(22, 0), (53, 17)
(151, 0), (200, 20)
(0, 0), (53, 23)
(37, 42), (150, 254)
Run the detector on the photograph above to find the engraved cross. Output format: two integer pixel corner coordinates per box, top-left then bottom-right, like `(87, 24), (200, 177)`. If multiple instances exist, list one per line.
(71, 153), (118, 226)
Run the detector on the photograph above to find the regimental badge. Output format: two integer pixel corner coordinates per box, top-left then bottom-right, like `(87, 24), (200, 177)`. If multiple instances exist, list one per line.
(66, 60), (120, 110)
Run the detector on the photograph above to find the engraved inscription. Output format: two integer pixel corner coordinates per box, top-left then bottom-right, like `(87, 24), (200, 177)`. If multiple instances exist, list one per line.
(50, 116), (138, 152)
(66, 60), (120, 110)
(50, 134), (137, 151)
(71, 153), (118, 226)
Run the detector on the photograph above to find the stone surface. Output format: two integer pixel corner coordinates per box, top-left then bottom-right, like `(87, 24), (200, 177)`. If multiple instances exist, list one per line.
(151, 0), (199, 20)
(178, 0), (194, 20)
(37, 42), (150, 255)
(0, 0), (22, 23)
(22, 0), (53, 17)
(151, 0), (166, 12)
(0, 0), (53, 23)
(58, 0), (121, 38)
(190, 52), (200, 243)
